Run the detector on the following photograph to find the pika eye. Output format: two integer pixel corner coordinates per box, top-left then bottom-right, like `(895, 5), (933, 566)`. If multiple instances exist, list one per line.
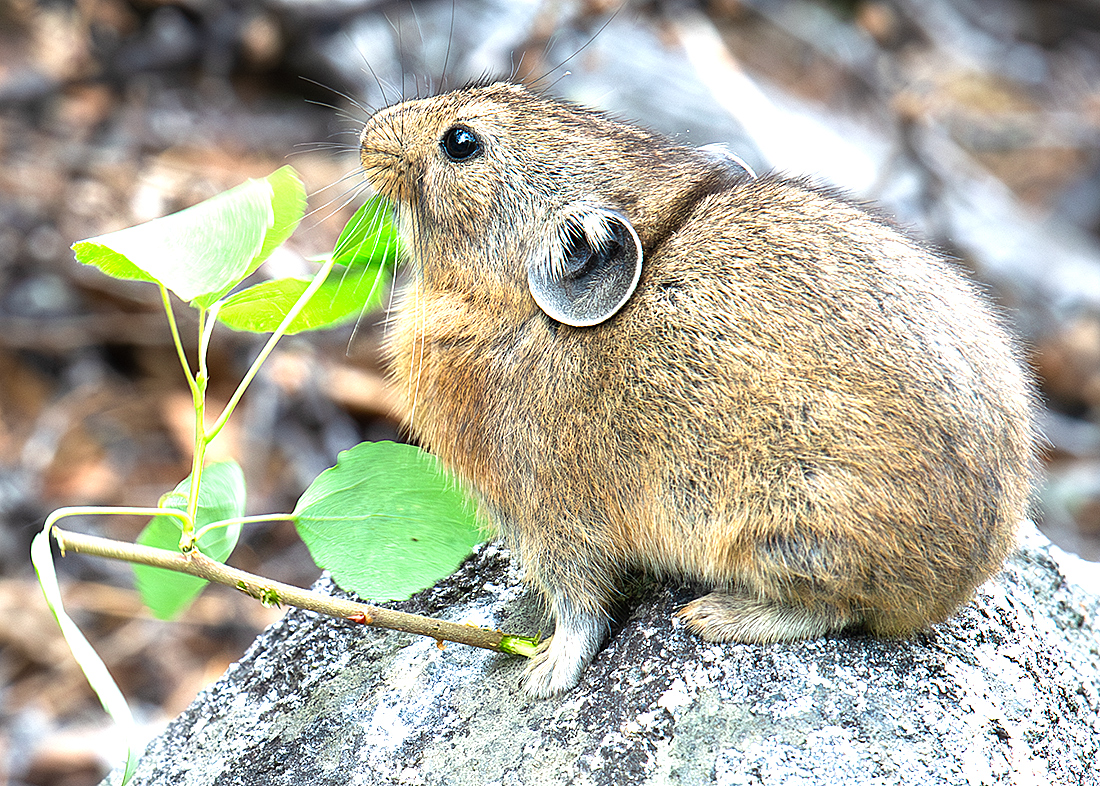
(441, 126), (481, 161)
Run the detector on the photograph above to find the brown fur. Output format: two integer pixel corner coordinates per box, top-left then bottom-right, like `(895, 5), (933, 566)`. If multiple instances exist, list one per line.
(359, 82), (1040, 697)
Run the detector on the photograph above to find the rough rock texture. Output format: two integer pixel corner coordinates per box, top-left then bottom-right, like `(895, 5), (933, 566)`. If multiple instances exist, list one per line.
(112, 523), (1099, 786)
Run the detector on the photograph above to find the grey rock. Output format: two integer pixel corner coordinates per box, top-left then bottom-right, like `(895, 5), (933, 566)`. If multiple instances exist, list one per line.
(113, 523), (1099, 786)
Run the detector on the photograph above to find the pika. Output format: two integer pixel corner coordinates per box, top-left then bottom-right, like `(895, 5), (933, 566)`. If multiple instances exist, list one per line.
(359, 81), (1039, 698)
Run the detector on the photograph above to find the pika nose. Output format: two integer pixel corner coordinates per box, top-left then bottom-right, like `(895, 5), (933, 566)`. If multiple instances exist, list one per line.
(359, 108), (417, 204)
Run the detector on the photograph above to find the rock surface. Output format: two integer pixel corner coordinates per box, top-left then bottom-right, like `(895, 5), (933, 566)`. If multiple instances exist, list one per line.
(111, 523), (1099, 786)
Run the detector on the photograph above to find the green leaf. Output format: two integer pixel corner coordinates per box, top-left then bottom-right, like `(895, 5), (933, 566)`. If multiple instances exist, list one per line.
(32, 526), (140, 783)
(72, 167), (306, 306)
(293, 441), (482, 602)
(332, 197), (401, 268)
(193, 166), (307, 309)
(72, 244), (159, 286)
(73, 182), (271, 303)
(133, 461), (247, 620)
(254, 166), (307, 273)
(215, 263), (389, 334)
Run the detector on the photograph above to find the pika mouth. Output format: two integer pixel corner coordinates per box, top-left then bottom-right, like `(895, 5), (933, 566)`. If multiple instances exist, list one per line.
(359, 144), (413, 205)
(359, 107), (419, 205)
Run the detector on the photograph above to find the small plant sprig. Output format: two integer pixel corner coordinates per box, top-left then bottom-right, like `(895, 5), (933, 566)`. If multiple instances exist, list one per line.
(30, 167), (538, 785)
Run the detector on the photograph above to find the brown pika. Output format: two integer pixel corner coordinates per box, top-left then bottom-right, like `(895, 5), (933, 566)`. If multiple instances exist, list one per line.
(358, 81), (1040, 698)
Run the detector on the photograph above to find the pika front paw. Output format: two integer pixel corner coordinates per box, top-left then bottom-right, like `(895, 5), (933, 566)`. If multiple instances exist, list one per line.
(520, 605), (607, 698)
(520, 638), (585, 698)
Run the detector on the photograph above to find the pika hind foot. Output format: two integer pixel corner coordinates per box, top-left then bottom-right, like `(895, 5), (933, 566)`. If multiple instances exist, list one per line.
(678, 590), (852, 644)
(521, 603), (607, 698)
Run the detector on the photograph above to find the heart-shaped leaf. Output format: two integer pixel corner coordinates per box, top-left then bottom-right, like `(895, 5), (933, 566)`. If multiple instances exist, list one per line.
(133, 461), (247, 620)
(293, 442), (482, 602)
(215, 262), (389, 334)
(73, 167), (305, 306)
(331, 197), (402, 268)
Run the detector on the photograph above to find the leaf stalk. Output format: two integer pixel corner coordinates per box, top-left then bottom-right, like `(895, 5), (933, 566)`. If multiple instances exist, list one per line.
(161, 285), (197, 393)
(207, 257), (337, 441)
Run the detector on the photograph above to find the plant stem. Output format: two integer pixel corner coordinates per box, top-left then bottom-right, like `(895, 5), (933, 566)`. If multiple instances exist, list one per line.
(51, 526), (538, 657)
(161, 285), (197, 393)
(207, 258), (336, 442)
(182, 366), (208, 549)
(46, 507), (193, 552)
(187, 260), (337, 543)
(193, 513), (297, 542)
(195, 307), (211, 389)
(199, 301), (219, 366)
(182, 304), (215, 549)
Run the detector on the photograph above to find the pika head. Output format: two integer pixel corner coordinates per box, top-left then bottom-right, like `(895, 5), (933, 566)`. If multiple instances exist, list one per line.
(360, 81), (747, 326)
(360, 81), (1040, 698)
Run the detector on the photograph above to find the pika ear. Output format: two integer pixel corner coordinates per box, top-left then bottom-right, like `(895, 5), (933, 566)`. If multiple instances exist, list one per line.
(527, 208), (643, 328)
(698, 143), (757, 180)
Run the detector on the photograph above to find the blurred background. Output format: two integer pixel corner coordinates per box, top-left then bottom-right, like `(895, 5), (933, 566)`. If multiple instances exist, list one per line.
(2, 0), (1099, 782)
